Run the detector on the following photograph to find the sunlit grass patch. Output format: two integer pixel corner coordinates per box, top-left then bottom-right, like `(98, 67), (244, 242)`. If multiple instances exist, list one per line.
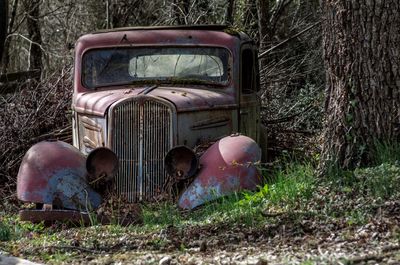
(267, 163), (315, 207)
(140, 192), (263, 229)
(138, 162), (317, 230)
(353, 163), (400, 199)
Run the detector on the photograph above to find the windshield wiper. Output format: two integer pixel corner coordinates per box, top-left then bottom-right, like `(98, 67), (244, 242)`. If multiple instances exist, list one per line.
(138, 85), (158, 95)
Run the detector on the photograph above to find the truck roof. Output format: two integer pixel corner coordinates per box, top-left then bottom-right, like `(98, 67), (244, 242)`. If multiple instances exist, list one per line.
(92, 24), (232, 34)
(75, 25), (252, 54)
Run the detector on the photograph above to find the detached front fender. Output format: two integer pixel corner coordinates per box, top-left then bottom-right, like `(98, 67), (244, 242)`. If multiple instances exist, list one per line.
(17, 141), (102, 211)
(178, 135), (262, 210)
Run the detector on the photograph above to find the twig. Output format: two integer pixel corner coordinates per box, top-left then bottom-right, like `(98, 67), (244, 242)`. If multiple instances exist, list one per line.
(258, 21), (321, 59)
(31, 245), (101, 254)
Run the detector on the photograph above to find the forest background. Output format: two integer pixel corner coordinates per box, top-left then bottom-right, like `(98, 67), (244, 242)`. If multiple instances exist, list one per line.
(1, 1), (400, 264)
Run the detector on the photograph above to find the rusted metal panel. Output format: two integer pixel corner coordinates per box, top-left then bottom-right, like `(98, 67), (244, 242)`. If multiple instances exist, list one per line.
(17, 141), (102, 211)
(178, 135), (262, 210)
(86, 147), (119, 195)
(165, 146), (199, 178)
(92, 25), (231, 34)
(73, 86), (237, 116)
(77, 115), (106, 154)
(176, 109), (237, 147)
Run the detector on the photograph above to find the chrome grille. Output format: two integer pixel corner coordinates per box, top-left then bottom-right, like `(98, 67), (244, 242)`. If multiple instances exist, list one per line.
(112, 99), (173, 201)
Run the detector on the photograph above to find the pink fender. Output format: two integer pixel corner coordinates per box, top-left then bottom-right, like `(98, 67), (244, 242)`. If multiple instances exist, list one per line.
(178, 135), (262, 209)
(17, 141), (102, 211)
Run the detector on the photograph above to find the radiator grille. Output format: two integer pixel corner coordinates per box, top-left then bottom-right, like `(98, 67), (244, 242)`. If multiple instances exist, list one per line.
(112, 99), (173, 201)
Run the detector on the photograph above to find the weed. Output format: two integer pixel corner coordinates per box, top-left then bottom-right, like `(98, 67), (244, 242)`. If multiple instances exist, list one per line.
(0, 221), (11, 241)
(372, 140), (400, 165)
(141, 202), (182, 228)
(300, 260), (316, 265)
(345, 209), (367, 226)
(272, 164), (314, 203)
(250, 162), (316, 211)
(354, 163), (400, 199)
(148, 237), (169, 249)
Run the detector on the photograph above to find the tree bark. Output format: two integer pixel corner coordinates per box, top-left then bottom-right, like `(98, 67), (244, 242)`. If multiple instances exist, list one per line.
(256, 0), (269, 52)
(0, 0), (7, 63)
(256, 0), (270, 76)
(321, 0), (400, 169)
(23, 0), (42, 72)
(226, 0), (234, 25)
(1, 0), (18, 73)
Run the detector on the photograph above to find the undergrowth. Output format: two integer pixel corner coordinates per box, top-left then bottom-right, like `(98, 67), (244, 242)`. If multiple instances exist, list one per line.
(326, 140), (400, 201)
(2, 142), (400, 264)
(140, 162), (316, 230)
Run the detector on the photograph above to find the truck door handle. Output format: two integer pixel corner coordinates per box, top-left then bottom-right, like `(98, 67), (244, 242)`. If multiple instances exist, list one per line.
(240, 110), (249, 115)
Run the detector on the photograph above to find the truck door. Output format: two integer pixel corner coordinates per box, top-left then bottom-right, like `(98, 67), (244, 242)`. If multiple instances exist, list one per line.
(239, 45), (260, 142)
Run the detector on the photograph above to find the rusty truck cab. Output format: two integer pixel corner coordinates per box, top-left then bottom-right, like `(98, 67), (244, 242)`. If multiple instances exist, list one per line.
(16, 25), (263, 222)
(71, 25), (260, 202)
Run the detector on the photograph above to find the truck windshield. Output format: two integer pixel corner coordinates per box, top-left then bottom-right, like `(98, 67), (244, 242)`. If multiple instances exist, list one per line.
(83, 47), (230, 88)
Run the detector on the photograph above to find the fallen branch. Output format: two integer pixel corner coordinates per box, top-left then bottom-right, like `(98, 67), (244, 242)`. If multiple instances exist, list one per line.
(30, 245), (101, 254)
(347, 252), (391, 264)
(0, 70), (40, 83)
(265, 104), (314, 125)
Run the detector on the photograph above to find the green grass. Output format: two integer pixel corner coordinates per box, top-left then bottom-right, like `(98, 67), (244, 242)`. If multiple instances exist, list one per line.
(353, 163), (400, 199)
(140, 192), (261, 229)
(0, 220), (11, 241)
(326, 163), (400, 201)
(266, 163), (315, 207)
(139, 162), (316, 230)
(3, 150), (400, 264)
(3, 141), (400, 264)
(345, 209), (368, 226)
(372, 140), (400, 165)
(326, 162), (400, 201)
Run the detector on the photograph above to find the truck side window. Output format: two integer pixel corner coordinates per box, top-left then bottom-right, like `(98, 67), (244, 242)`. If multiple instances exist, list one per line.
(241, 48), (254, 94)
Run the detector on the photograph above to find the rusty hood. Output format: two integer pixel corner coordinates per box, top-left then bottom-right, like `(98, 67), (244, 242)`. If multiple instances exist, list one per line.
(73, 86), (237, 116)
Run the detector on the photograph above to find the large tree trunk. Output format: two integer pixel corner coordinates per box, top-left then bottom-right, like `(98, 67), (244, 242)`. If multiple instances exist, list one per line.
(1, 0), (17, 73)
(23, 0), (42, 72)
(256, 0), (269, 48)
(321, 1), (400, 169)
(0, 0), (7, 63)
(256, 0), (270, 69)
(226, 0), (234, 25)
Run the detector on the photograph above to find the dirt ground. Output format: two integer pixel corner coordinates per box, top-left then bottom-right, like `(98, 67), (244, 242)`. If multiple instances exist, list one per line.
(8, 205), (399, 265)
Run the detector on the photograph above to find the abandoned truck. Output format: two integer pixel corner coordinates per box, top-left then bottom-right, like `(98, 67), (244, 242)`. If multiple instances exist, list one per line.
(17, 25), (266, 222)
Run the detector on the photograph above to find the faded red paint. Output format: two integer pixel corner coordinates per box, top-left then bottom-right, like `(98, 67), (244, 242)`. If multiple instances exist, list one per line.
(17, 26), (263, 218)
(178, 135), (262, 210)
(74, 86), (237, 116)
(74, 27), (242, 93)
(17, 141), (102, 209)
(17, 141), (85, 195)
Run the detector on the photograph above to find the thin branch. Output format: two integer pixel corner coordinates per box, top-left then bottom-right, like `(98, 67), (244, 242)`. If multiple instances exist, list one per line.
(258, 21), (321, 59)
(265, 104), (314, 125)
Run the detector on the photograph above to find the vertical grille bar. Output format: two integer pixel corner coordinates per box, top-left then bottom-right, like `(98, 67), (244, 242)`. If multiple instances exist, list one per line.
(112, 99), (172, 201)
